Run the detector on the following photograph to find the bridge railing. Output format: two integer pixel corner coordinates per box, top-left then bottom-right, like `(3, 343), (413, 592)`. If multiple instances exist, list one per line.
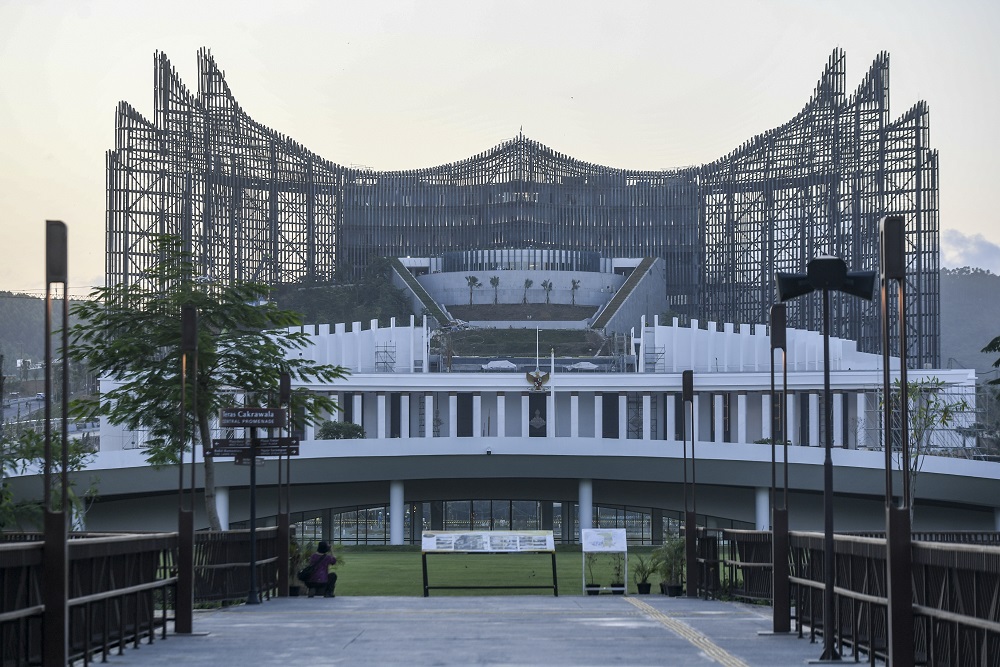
(1, 531), (177, 666)
(723, 529), (1000, 665)
(194, 527), (281, 603)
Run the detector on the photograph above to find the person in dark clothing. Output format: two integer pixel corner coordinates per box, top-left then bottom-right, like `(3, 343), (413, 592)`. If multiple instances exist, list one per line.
(306, 541), (338, 598)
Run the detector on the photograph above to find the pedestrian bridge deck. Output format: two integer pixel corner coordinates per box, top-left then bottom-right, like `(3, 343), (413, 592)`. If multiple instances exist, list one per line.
(103, 595), (833, 666)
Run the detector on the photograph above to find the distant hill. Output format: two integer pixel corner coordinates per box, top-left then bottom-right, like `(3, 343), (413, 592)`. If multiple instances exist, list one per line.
(0, 292), (50, 372)
(940, 267), (1000, 378)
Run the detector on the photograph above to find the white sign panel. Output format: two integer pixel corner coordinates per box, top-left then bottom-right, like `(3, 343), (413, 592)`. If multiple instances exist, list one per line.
(421, 530), (555, 553)
(580, 528), (628, 553)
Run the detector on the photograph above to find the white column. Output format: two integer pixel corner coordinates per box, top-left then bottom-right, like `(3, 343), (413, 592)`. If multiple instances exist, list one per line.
(737, 392), (748, 444)
(389, 481), (404, 545)
(547, 389), (556, 438)
(833, 392), (844, 448)
(424, 393), (434, 438)
(304, 421), (315, 441)
(400, 394), (410, 439)
(377, 392), (387, 439)
(618, 393), (627, 440)
(808, 392), (820, 447)
(786, 393), (796, 445)
(331, 392), (342, 422)
(448, 392), (458, 437)
(713, 393), (724, 443)
(642, 393), (652, 440)
(761, 393), (772, 442)
(521, 393), (530, 437)
(216, 486), (230, 529)
(578, 479), (593, 537)
(855, 391), (867, 448)
(473, 392), (482, 437)
(666, 394), (676, 441)
(594, 394), (603, 439)
(570, 392), (579, 438)
(692, 394), (701, 444)
(352, 393), (363, 427)
(755, 487), (770, 530)
(497, 392), (506, 438)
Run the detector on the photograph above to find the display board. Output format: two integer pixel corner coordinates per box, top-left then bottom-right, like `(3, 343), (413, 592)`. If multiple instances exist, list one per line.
(580, 529), (628, 553)
(421, 530), (555, 553)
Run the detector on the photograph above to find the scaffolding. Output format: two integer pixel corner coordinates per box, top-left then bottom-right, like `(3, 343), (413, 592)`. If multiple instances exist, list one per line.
(107, 48), (939, 367)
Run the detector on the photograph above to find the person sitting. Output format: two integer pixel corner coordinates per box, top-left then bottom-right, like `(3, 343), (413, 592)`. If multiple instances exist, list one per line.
(306, 541), (338, 598)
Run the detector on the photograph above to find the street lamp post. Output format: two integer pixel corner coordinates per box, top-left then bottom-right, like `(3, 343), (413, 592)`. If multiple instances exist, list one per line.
(879, 215), (915, 666)
(176, 305), (197, 633)
(681, 369), (698, 598)
(776, 256), (875, 662)
(769, 303), (791, 634)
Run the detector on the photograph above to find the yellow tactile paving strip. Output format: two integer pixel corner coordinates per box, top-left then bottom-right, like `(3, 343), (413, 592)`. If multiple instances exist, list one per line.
(626, 597), (750, 667)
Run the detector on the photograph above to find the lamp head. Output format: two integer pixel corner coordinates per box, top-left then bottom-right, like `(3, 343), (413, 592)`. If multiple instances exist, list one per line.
(807, 256), (848, 290)
(775, 272), (812, 302)
(841, 271), (877, 301)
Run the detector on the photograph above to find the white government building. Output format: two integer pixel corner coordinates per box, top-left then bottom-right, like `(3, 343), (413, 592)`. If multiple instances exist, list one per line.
(14, 256), (995, 544)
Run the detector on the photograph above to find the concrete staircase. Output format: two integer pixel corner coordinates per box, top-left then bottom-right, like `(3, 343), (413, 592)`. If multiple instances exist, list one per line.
(590, 257), (656, 330)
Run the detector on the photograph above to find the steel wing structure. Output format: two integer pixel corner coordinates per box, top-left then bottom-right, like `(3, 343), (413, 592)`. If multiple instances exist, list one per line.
(107, 48), (939, 367)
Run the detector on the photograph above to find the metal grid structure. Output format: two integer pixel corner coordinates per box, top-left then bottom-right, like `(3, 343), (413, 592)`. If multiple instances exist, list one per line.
(107, 48), (939, 366)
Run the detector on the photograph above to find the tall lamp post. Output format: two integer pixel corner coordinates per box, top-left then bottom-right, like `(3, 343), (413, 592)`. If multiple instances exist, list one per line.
(176, 305), (197, 633)
(769, 303), (791, 634)
(879, 215), (914, 665)
(681, 369), (698, 598)
(776, 256), (875, 662)
(277, 371), (291, 598)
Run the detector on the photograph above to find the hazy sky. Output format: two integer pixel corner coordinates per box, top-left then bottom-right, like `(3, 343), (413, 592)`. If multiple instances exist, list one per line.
(2, 0), (999, 297)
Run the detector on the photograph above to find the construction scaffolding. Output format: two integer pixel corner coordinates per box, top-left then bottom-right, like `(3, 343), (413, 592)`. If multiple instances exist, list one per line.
(107, 48), (939, 366)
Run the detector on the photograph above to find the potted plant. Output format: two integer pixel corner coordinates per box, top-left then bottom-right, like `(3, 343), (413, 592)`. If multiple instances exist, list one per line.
(610, 553), (626, 594)
(631, 553), (656, 594)
(288, 538), (308, 596)
(654, 535), (685, 596)
(584, 553), (600, 595)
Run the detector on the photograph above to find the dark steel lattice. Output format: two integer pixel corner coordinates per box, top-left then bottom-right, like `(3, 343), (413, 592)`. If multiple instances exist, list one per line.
(107, 48), (939, 366)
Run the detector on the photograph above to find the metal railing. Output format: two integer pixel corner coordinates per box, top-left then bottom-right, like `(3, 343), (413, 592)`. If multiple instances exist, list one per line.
(722, 529), (1000, 666)
(1, 527), (281, 665)
(1, 532), (177, 666)
(194, 527), (281, 604)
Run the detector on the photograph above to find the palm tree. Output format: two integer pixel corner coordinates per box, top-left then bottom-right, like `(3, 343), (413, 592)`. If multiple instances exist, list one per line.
(466, 276), (481, 305)
(522, 278), (533, 304)
(490, 276), (500, 305)
(541, 279), (553, 304)
(570, 279), (581, 306)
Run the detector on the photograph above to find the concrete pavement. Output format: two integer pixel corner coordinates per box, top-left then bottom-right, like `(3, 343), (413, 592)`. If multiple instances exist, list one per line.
(97, 595), (835, 666)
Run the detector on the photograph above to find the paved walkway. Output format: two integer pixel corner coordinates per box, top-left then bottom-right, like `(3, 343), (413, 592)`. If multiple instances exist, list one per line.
(103, 595), (830, 666)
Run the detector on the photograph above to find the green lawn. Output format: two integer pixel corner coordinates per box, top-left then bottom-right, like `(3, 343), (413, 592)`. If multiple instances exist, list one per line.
(326, 548), (664, 597)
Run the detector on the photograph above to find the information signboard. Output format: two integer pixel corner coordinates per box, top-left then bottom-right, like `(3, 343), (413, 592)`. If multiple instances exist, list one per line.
(218, 407), (285, 428)
(421, 530), (554, 553)
(580, 528), (628, 553)
(207, 437), (299, 457)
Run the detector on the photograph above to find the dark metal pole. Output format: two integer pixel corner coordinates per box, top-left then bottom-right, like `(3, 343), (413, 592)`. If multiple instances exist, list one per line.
(247, 423), (260, 604)
(176, 305), (197, 633)
(769, 303), (790, 634)
(681, 370), (698, 598)
(42, 220), (68, 667)
(277, 371), (291, 597)
(819, 288), (840, 661)
(880, 215), (914, 666)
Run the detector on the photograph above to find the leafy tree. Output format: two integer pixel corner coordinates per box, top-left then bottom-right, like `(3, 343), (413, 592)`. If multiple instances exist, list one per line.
(465, 276), (481, 305)
(67, 235), (347, 530)
(984, 335), (1000, 385)
(1, 426), (97, 531)
(489, 276), (500, 305)
(522, 279), (533, 305)
(540, 279), (553, 304)
(888, 377), (970, 520)
(316, 420), (365, 439)
(570, 279), (580, 306)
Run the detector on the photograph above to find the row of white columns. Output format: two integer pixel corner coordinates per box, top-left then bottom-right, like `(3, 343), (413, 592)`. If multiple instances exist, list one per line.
(331, 388), (868, 447)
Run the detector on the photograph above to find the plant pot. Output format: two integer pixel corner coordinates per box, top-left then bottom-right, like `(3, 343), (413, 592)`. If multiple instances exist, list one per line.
(660, 582), (683, 597)
(585, 584), (600, 596)
(289, 585), (301, 597)
(636, 582), (652, 595)
(610, 583), (625, 595)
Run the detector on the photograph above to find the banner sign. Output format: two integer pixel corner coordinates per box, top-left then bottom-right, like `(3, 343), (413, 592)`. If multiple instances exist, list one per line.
(218, 407), (285, 428)
(421, 530), (554, 553)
